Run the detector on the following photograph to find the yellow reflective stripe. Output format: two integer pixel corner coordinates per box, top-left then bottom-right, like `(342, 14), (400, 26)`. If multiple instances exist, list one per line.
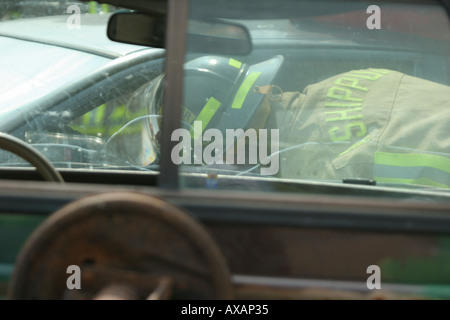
(101, 4), (110, 12)
(82, 112), (90, 124)
(109, 105), (126, 120)
(374, 152), (450, 174)
(231, 72), (261, 109)
(71, 104), (128, 137)
(94, 104), (106, 123)
(374, 177), (449, 189)
(229, 58), (242, 69)
(190, 97), (221, 140)
(89, 1), (98, 14)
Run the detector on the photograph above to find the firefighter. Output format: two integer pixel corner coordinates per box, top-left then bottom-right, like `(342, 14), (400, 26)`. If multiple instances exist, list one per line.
(126, 55), (450, 188)
(263, 67), (450, 188)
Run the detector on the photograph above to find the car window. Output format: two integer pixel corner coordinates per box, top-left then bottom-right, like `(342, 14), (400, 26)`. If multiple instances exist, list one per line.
(0, 1), (165, 171)
(0, 0), (449, 198)
(176, 0), (450, 194)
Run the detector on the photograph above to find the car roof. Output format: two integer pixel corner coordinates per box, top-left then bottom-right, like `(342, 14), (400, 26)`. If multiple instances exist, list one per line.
(0, 13), (151, 58)
(0, 36), (111, 114)
(0, 13), (162, 115)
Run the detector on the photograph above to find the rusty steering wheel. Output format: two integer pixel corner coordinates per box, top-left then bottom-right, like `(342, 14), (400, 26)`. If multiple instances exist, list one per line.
(8, 191), (234, 299)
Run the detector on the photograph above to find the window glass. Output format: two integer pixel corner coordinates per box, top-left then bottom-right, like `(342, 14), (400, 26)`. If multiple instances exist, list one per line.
(0, 1), (164, 172)
(178, 0), (450, 193)
(0, 0), (449, 196)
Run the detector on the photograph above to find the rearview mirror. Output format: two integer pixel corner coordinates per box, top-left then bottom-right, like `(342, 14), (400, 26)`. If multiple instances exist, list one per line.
(107, 11), (252, 55)
(107, 12), (166, 48)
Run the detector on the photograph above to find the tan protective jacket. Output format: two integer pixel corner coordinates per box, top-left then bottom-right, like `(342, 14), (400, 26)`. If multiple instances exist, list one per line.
(267, 69), (450, 188)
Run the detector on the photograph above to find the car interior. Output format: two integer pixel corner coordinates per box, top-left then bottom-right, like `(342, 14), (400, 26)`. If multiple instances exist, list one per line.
(0, 0), (449, 300)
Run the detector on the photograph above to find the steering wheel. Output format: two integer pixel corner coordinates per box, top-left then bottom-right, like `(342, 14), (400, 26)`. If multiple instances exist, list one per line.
(8, 191), (234, 299)
(0, 132), (64, 183)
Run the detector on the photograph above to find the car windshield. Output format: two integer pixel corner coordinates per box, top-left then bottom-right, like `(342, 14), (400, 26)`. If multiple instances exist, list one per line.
(0, 0), (449, 197)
